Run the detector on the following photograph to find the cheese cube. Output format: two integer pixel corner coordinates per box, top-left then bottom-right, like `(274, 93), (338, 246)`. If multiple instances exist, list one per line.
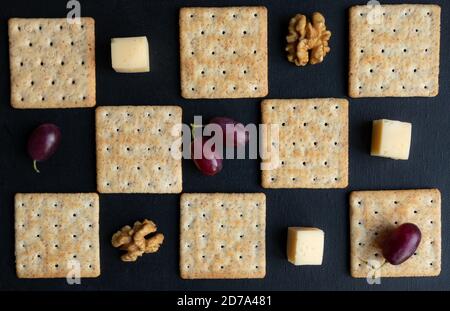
(287, 227), (324, 266)
(111, 36), (150, 73)
(371, 119), (412, 160)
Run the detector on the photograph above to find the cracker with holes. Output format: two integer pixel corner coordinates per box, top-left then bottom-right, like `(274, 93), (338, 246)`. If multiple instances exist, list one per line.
(350, 189), (441, 278)
(349, 4), (441, 97)
(96, 106), (182, 193)
(261, 99), (348, 189)
(15, 193), (100, 278)
(180, 193), (266, 279)
(179, 6), (268, 99)
(8, 18), (96, 108)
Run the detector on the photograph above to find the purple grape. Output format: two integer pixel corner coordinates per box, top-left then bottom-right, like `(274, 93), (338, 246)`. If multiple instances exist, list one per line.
(27, 123), (61, 173)
(382, 223), (421, 265)
(209, 117), (249, 147)
(191, 137), (223, 176)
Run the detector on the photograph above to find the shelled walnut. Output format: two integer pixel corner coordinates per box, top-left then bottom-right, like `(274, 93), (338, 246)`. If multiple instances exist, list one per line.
(286, 12), (332, 66)
(111, 219), (164, 262)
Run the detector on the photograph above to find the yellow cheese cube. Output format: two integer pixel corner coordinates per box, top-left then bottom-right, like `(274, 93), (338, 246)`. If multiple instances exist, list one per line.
(287, 227), (324, 266)
(371, 119), (412, 160)
(111, 36), (150, 73)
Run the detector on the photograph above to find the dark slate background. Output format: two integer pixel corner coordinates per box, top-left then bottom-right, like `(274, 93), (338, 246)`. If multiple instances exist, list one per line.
(0, 0), (448, 291)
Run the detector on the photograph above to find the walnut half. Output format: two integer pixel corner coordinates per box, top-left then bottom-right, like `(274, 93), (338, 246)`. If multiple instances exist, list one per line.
(286, 12), (331, 66)
(111, 219), (164, 262)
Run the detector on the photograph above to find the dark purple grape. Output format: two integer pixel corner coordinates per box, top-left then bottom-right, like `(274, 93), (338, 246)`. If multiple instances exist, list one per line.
(27, 123), (61, 173)
(191, 137), (223, 176)
(209, 117), (249, 147)
(382, 223), (421, 265)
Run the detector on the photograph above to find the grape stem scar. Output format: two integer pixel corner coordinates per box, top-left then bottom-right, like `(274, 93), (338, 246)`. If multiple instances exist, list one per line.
(33, 160), (40, 173)
(190, 123), (203, 140)
(358, 257), (387, 278)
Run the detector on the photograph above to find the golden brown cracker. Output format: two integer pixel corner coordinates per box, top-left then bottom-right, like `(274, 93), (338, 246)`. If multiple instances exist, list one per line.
(96, 106), (182, 194)
(9, 18), (96, 108)
(350, 189), (441, 278)
(349, 5), (440, 97)
(261, 98), (348, 189)
(180, 193), (266, 279)
(179, 7), (268, 99)
(15, 193), (100, 278)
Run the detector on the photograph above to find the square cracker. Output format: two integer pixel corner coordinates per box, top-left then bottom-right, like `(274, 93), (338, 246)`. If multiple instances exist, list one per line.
(9, 18), (96, 108)
(350, 189), (441, 278)
(180, 193), (266, 279)
(349, 5), (440, 98)
(261, 99), (348, 189)
(179, 6), (268, 99)
(15, 193), (100, 278)
(96, 106), (182, 194)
